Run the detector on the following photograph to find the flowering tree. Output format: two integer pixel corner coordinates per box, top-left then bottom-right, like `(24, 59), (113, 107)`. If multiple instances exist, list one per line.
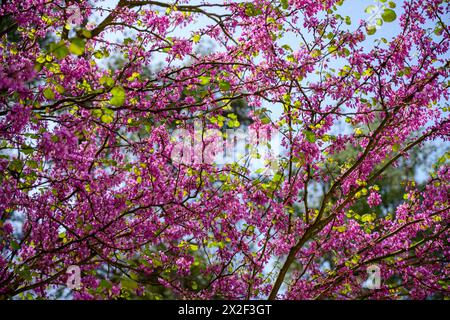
(0, 0), (449, 300)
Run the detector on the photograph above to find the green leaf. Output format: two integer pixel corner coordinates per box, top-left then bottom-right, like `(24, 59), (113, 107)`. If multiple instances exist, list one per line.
(81, 29), (92, 39)
(10, 240), (20, 250)
(9, 159), (23, 172)
(381, 9), (397, 23)
(366, 25), (377, 35)
(282, 44), (292, 52)
(365, 5), (376, 13)
(192, 34), (201, 43)
(434, 26), (443, 36)
(27, 160), (38, 169)
(100, 279), (112, 290)
(273, 172), (283, 182)
(100, 75), (115, 87)
(109, 86), (126, 107)
(228, 119), (240, 128)
(17, 265), (32, 281)
(53, 42), (69, 59)
(121, 279), (138, 290)
(94, 51), (103, 59)
(43, 88), (55, 100)
(101, 114), (114, 124)
(392, 143), (401, 152)
(219, 80), (231, 91)
(280, 0), (289, 10)
(311, 49), (322, 58)
(21, 144), (34, 155)
(55, 84), (65, 94)
(245, 3), (261, 16)
(92, 109), (103, 118)
(361, 214), (375, 223)
(254, 168), (266, 174)
(261, 116), (271, 124)
(69, 38), (85, 56)
(36, 56), (46, 64)
(199, 76), (210, 85)
(304, 130), (316, 143)
(345, 16), (351, 25)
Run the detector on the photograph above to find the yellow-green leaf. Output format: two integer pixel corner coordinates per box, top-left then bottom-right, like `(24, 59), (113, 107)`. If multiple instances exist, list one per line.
(101, 114), (114, 123)
(382, 9), (397, 23)
(69, 38), (85, 56)
(109, 86), (126, 107)
(43, 88), (55, 100)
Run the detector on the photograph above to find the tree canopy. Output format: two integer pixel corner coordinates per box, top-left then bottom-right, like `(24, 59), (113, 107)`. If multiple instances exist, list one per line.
(0, 0), (449, 300)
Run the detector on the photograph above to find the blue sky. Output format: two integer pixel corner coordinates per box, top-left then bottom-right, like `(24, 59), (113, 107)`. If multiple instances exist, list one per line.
(89, 0), (448, 182)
